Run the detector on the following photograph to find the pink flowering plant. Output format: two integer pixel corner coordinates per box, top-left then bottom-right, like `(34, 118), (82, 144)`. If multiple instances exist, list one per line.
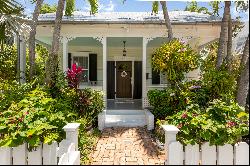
(159, 99), (249, 146)
(66, 63), (84, 90)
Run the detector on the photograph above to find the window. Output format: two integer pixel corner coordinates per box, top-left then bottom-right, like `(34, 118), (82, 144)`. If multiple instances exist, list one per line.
(72, 56), (89, 83)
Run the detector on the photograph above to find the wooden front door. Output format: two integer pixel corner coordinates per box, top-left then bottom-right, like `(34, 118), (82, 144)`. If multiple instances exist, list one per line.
(116, 61), (132, 98)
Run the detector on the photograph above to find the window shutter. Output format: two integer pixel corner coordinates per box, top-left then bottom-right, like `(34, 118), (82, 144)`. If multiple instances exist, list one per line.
(151, 55), (160, 84)
(68, 53), (72, 69)
(89, 54), (97, 81)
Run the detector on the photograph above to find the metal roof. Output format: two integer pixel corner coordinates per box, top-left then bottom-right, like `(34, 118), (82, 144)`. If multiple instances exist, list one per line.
(38, 11), (221, 24)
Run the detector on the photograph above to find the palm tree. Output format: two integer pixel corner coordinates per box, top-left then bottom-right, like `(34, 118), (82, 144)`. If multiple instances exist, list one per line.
(216, 1), (231, 69)
(225, 13), (233, 69)
(152, 1), (173, 40)
(46, 0), (66, 88)
(46, 0), (98, 89)
(236, 56), (249, 107)
(29, 0), (44, 81)
(0, 0), (29, 50)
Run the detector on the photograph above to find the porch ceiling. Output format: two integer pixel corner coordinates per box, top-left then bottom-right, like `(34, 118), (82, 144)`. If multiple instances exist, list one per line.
(36, 36), (169, 48)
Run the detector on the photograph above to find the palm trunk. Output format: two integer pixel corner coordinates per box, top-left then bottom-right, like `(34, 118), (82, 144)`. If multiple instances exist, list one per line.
(216, 1), (230, 69)
(239, 35), (249, 67)
(160, 1), (173, 40)
(225, 13), (232, 70)
(46, 0), (65, 87)
(236, 56), (249, 107)
(29, 0), (44, 81)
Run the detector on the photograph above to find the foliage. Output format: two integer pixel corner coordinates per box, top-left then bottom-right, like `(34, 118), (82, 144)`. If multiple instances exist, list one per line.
(152, 1), (159, 14)
(161, 100), (249, 145)
(40, 3), (57, 14)
(76, 88), (104, 126)
(0, 87), (76, 148)
(147, 87), (190, 120)
(209, 1), (221, 16)
(87, 0), (98, 15)
(26, 44), (49, 84)
(66, 63), (83, 89)
(152, 39), (200, 85)
(76, 119), (101, 165)
(185, 1), (210, 14)
(0, 80), (34, 112)
(0, 44), (17, 81)
(65, 0), (75, 16)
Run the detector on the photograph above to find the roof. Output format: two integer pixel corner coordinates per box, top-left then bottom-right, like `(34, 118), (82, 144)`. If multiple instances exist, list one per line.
(38, 11), (221, 24)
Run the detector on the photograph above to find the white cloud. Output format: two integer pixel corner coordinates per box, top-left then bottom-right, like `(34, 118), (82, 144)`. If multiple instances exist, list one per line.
(82, 0), (115, 12)
(102, 0), (115, 12)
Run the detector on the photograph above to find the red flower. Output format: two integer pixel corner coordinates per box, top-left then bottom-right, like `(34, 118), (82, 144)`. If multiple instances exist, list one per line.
(66, 63), (84, 89)
(177, 123), (183, 129)
(181, 113), (188, 119)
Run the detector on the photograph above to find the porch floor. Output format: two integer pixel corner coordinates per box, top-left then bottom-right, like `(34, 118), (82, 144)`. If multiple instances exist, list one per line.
(90, 127), (165, 165)
(107, 99), (142, 110)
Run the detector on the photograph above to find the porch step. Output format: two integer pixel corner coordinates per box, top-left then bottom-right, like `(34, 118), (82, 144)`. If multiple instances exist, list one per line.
(105, 114), (147, 127)
(98, 109), (154, 130)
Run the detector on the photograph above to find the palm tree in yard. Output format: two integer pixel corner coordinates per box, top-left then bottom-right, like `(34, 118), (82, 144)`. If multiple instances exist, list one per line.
(236, 36), (249, 107)
(46, 0), (98, 93)
(29, 0), (44, 81)
(152, 1), (173, 40)
(216, 1), (231, 69)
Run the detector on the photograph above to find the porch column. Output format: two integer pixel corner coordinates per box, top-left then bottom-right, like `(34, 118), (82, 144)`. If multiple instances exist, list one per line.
(17, 35), (26, 84)
(142, 37), (147, 107)
(62, 36), (68, 73)
(103, 37), (107, 108)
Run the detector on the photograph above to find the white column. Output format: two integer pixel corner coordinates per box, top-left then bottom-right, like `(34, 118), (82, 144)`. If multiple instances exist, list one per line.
(62, 36), (68, 73)
(103, 37), (107, 108)
(19, 35), (26, 84)
(142, 37), (147, 108)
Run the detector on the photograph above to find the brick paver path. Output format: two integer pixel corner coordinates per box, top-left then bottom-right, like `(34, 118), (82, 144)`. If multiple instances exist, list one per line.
(90, 127), (165, 165)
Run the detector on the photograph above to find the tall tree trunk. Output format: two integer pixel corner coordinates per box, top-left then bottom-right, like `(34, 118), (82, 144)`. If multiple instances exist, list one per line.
(236, 56), (249, 107)
(160, 1), (173, 40)
(46, 0), (65, 87)
(225, 13), (232, 70)
(239, 35), (249, 67)
(29, 0), (44, 81)
(216, 1), (231, 69)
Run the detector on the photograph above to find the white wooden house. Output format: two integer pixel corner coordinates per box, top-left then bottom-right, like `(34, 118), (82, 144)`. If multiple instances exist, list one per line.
(34, 11), (222, 128)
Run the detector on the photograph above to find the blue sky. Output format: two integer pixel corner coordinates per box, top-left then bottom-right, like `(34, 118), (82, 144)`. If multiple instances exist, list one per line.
(18, 0), (249, 21)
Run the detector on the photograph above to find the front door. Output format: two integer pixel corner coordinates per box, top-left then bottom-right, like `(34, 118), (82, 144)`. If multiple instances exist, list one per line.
(116, 61), (132, 98)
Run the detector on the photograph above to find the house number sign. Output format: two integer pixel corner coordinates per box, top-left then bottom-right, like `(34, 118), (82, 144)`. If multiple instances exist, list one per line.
(121, 71), (128, 77)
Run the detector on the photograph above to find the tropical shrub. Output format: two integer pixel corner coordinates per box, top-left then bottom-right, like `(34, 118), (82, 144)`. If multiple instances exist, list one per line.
(152, 39), (200, 85)
(67, 63), (83, 89)
(0, 44), (17, 81)
(160, 99), (249, 145)
(0, 88), (76, 148)
(147, 87), (191, 120)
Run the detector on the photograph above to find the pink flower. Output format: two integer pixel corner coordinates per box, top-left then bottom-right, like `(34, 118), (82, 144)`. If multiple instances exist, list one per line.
(177, 123), (183, 129)
(181, 113), (188, 119)
(66, 63), (84, 89)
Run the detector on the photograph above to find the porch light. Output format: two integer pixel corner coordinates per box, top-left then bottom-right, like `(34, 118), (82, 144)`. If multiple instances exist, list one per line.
(123, 41), (127, 56)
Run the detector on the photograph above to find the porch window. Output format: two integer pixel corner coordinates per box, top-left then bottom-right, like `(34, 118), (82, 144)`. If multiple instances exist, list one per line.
(72, 56), (89, 83)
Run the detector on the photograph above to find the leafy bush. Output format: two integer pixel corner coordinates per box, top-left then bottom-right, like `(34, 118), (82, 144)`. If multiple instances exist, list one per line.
(0, 88), (76, 148)
(0, 44), (17, 81)
(0, 80), (34, 112)
(152, 39), (200, 85)
(161, 99), (249, 145)
(148, 88), (190, 120)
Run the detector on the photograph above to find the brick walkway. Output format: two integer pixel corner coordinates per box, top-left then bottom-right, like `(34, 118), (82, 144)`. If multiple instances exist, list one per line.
(90, 127), (165, 165)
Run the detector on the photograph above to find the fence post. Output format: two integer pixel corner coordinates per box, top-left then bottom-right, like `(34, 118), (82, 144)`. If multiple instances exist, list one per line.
(63, 123), (80, 151)
(162, 125), (180, 165)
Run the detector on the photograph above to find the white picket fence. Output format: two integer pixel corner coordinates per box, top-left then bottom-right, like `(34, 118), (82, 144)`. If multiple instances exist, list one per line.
(162, 125), (249, 165)
(0, 123), (81, 165)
